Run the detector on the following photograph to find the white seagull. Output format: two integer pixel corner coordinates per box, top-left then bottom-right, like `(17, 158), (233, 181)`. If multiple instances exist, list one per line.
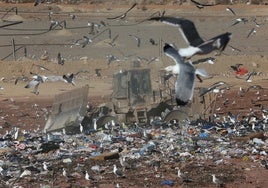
(149, 16), (232, 58)
(85, 171), (93, 181)
(63, 73), (75, 86)
(163, 43), (208, 105)
(113, 164), (126, 178)
(211, 174), (224, 186)
(25, 73), (48, 95)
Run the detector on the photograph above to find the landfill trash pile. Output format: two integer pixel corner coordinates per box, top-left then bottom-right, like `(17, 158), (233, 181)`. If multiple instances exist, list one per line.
(0, 94), (268, 188)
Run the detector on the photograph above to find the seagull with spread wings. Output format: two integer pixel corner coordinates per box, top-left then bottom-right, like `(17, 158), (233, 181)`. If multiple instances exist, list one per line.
(149, 16), (232, 58)
(107, 3), (137, 20)
(163, 43), (208, 106)
(25, 73), (48, 95)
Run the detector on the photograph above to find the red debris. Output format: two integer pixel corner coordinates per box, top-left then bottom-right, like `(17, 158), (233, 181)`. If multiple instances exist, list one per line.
(235, 66), (248, 76)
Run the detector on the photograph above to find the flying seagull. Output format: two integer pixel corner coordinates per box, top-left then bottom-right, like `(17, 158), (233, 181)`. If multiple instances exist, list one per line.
(107, 54), (120, 65)
(63, 74), (75, 86)
(247, 28), (256, 38)
(230, 63), (243, 72)
(164, 43), (202, 106)
(25, 73), (47, 95)
(107, 3), (137, 20)
(230, 18), (248, 27)
(15, 75), (29, 85)
(149, 16), (232, 58)
(190, 0), (216, 9)
(192, 57), (215, 65)
(149, 38), (158, 45)
(107, 34), (119, 47)
(34, 64), (51, 72)
(252, 18), (264, 28)
(228, 44), (241, 53)
(34, 0), (45, 6)
(226, 7), (236, 15)
(129, 34), (141, 47)
(74, 36), (92, 48)
(199, 81), (227, 97)
(62, 70), (88, 86)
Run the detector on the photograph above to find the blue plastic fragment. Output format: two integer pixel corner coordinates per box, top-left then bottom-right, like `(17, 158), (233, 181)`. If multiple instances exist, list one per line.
(160, 180), (174, 186)
(200, 132), (208, 138)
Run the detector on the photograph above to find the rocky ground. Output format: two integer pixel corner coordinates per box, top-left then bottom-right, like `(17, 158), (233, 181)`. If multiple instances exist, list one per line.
(0, 1), (268, 188)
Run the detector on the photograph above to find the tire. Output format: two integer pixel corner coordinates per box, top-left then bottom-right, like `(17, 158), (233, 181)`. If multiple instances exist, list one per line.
(163, 109), (188, 123)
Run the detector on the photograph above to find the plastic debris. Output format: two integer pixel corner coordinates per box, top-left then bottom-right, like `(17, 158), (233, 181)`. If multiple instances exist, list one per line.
(160, 180), (174, 186)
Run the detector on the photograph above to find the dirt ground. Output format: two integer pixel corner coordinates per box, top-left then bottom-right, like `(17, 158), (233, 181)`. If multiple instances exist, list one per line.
(0, 2), (268, 188)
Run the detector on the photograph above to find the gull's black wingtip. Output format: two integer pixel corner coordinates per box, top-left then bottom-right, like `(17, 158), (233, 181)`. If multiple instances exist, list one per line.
(163, 43), (171, 50)
(163, 43), (172, 50)
(176, 98), (188, 106)
(148, 16), (161, 21)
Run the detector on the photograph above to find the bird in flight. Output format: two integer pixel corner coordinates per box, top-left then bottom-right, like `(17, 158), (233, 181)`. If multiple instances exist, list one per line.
(190, 0), (217, 9)
(163, 43), (208, 106)
(226, 7), (236, 15)
(25, 73), (47, 95)
(149, 16), (232, 58)
(107, 3), (137, 20)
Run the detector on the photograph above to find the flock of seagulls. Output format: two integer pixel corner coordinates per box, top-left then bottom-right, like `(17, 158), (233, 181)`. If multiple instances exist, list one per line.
(148, 15), (232, 106)
(15, 68), (88, 94)
(0, 2), (267, 188)
(10, 1), (265, 107)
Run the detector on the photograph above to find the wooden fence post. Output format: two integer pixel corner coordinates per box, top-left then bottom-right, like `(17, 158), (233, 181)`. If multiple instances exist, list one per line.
(11, 38), (16, 61)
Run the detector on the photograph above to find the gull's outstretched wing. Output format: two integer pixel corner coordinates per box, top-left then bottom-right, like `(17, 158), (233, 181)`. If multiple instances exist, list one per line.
(149, 17), (204, 46)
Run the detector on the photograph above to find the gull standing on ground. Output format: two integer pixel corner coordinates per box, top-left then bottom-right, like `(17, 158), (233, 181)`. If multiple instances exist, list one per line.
(40, 50), (49, 61)
(62, 168), (67, 177)
(20, 169), (31, 178)
(212, 174), (224, 186)
(113, 164), (126, 178)
(43, 162), (51, 171)
(149, 16), (232, 58)
(57, 52), (65, 65)
(80, 123), (83, 133)
(177, 167), (193, 182)
(85, 171), (94, 181)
